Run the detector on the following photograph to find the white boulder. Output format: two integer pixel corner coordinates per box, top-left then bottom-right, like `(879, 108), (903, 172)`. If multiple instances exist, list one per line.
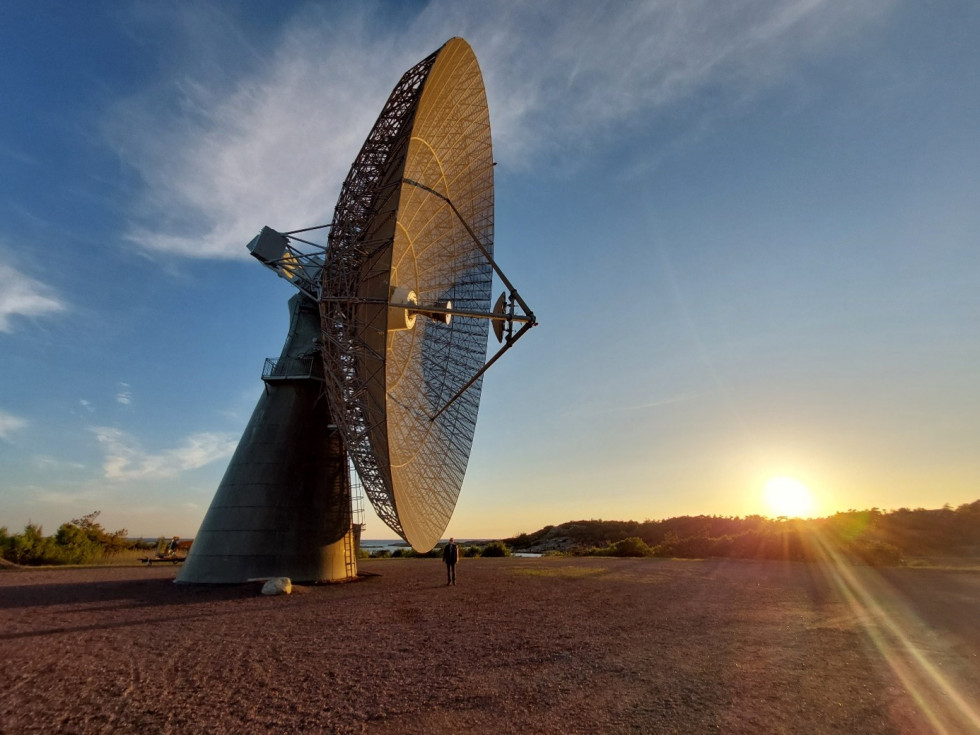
(261, 577), (292, 596)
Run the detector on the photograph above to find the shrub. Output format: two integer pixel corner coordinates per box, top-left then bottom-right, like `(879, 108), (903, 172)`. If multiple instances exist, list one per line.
(1, 511), (131, 566)
(4, 523), (62, 565)
(54, 522), (103, 564)
(54, 511), (129, 563)
(848, 539), (902, 567)
(481, 540), (510, 557)
(611, 537), (653, 557)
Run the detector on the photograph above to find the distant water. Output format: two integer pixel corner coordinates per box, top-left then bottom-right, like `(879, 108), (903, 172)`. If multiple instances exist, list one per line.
(360, 539), (496, 553)
(360, 539), (541, 557)
(359, 539), (412, 553)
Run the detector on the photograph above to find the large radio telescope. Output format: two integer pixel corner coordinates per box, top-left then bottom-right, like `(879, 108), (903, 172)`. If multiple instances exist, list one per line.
(179, 38), (535, 583)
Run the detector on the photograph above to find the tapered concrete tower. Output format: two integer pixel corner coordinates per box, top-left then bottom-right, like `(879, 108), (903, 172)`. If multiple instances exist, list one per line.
(178, 294), (356, 583)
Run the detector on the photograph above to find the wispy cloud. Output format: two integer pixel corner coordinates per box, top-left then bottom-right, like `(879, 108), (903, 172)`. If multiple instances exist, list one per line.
(0, 408), (28, 440)
(627, 394), (701, 412)
(0, 262), (66, 332)
(116, 383), (133, 406)
(91, 426), (236, 481)
(31, 455), (86, 471)
(453, 0), (893, 163)
(35, 487), (107, 506)
(574, 392), (701, 418)
(107, 0), (893, 260)
(107, 6), (405, 259)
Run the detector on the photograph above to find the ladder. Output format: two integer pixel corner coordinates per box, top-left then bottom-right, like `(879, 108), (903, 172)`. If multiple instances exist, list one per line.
(343, 528), (356, 581)
(344, 459), (365, 581)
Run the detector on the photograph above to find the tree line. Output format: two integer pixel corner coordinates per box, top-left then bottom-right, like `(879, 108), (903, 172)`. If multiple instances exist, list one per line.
(504, 501), (980, 565)
(0, 511), (513, 567)
(0, 511), (157, 566)
(5, 502), (978, 568)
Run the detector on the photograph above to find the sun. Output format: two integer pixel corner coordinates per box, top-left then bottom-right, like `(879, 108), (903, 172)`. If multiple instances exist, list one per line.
(764, 476), (815, 518)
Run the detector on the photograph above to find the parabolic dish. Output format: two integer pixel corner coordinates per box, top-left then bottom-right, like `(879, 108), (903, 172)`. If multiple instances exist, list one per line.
(321, 38), (493, 551)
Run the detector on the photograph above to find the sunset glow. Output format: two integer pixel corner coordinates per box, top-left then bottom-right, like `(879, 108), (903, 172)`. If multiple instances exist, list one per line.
(765, 476), (815, 518)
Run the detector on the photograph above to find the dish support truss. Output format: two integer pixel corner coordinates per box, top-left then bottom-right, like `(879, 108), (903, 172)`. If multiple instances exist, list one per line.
(319, 48), (441, 541)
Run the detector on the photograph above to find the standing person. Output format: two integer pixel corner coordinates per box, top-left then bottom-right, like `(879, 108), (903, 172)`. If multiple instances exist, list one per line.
(442, 537), (459, 586)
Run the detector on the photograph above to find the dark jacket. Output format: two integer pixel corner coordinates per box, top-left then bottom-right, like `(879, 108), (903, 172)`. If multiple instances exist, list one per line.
(442, 542), (459, 565)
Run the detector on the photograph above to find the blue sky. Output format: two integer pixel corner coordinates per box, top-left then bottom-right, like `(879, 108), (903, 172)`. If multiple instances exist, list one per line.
(1, 1), (978, 539)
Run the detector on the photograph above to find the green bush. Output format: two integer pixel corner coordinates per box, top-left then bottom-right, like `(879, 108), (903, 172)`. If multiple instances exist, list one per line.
(481, 540), (510, 557)
(53, 522), (103, 564)
(1, 511), (130, 566)
(848, 539), (902, 567)
(611, 537), (653, 557)
(4, 523), (62, 565)
(54, 511), (129, 563)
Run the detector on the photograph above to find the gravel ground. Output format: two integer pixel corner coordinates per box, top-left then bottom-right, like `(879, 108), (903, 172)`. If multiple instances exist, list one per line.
(1, 556), (978, 734)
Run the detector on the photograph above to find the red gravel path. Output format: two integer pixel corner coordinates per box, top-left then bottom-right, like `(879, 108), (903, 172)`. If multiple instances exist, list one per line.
(1, 557), (978, 734)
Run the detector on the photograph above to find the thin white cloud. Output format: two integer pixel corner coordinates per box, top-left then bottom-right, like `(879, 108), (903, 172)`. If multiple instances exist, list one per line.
(0, 409), (28, 440)
(116, 383), (133, 406)
(628, 394), (701, 412)
(107, 6), (406, 260)
(573, 392), (701, 417)
(454, 0), (893, 163)
(31, 455), (87, 471)
(36, 487), (107, 506)
(107, 0), (894, 260)
(91, 426), (236, 481)
(0, 262), (66, 332)
(79, 399), (94, 413)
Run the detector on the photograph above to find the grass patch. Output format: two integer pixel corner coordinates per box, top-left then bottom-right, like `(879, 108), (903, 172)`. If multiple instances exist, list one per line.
(513, 565), (610, 579)
(903, 556), (980, 570)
